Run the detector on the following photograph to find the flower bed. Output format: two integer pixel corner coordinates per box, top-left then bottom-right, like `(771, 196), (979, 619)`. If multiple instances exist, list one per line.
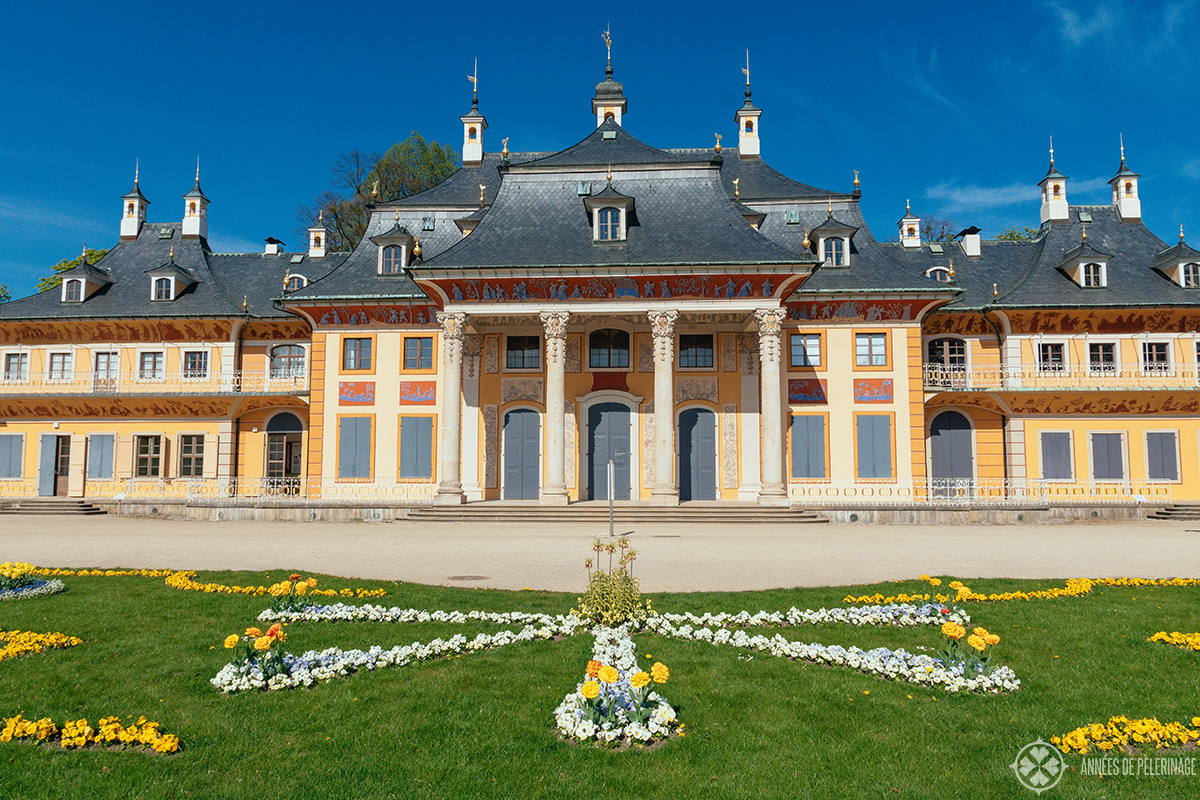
(0, 630), (82, 663)
(0, 578), (65, 602)
(0, 713), (180, 754)
(259, 603), (576, 628)
(212, 618), (584, 693)
(657, 602), (968, 628)
(167, 570), (387, 599)
(644, 617), (1020, 693)
(1149, 631), (1200, 652)
(1052, 715), (1200, 754)
(554, 625), (681, 746)
(844, 575), (1200, 605)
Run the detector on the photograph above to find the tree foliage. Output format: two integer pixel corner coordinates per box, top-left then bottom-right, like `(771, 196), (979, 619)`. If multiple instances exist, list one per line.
(995, 225), (1040, 241)
(36, 248), (110, 294)
(920, 215), (959, 242)
(0, 285), (10, 304)
(296, 131), (460, 252)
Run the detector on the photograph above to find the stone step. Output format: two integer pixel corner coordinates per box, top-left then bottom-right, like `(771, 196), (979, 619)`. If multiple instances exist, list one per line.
(405, 504), (827, 524)
(0, 500), (106, 515)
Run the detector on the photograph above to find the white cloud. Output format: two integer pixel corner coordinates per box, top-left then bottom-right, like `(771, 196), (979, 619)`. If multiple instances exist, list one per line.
(879, 45), (969, 119)
(1045, 1), (1123, 45)
(924, 176), (1110, 215)
(206, 230), (265, 254)
(0, 195), (110, 236)
(1184, 158), (1200, 179)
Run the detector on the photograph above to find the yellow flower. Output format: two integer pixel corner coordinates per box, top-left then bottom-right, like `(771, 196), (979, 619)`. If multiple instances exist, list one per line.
(967, 634), (986, 651)
(223, 634), (239, 649)
(580, 680), (600, 699)
(306, 577), (318, 588)
(630, 671), (650, 688)
(245, 627), (263, 638)
(928, 578), (941, 587)
(650, 662), (670, 684)
(973, 627), (989, 637)
(597, 665), (619, 684)
(940, 622), (965, 640)
(949, 581), (964, 590)
(253, 636), (272, 651)
(984, 633), (1000, 646)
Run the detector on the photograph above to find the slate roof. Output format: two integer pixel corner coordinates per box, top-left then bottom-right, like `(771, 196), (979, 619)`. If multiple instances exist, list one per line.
(669, 148), (836, 200)
(386, 150), (552, 208)
(520, 118), (701, 169)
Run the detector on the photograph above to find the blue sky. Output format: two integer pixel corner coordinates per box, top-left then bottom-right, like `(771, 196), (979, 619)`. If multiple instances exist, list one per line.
(1, 0), (1198, 298)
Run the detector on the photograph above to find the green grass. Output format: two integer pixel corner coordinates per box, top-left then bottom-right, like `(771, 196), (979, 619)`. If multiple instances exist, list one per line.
(1, 570), (1198, 799)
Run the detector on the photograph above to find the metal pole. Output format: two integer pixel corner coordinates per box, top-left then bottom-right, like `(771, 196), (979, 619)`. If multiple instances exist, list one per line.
(608, 459), (614, 539)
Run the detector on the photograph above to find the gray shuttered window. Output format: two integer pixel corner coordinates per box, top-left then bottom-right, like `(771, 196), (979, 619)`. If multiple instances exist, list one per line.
(338, 417), (372, 479)
(1090, 433), (1124, 480)
(856, 415), (892, 479)
(0, 435), (23, 478)
(1040, 432), (1073, 480)
(87, 434), (115, 479)
(790, 415), (826, 479)
(1146, 431), (1179, 481)
(399, 416), (434, 479)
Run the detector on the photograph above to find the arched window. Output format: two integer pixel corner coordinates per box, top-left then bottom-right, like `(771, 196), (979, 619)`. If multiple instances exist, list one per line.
(589, 329), (630, 369)
(1052, 185), (1061, 197)
(598, 208), (620, 241)
(286, 275), (306, 291)
(823, 238), (844, 266)
(154, 277), (172, 300)
(927, 338), (966, 368)
(382, 245), (404, 274)
(270, 345), (306, 378)
(64, 280), (82, 302)
(1124, 181), (1132, 195)
(126, 202), (134, 216)
(745, 119), (754, 133)
(189, 201), (197, 215)
(313, 234), (322, 247)
(1082, 263), (1104, 287)
(604, 111), (615, 121)
(469, 126), (477, 140)
(1183, 263), (1200, 288)
(928, 268), (950, 283)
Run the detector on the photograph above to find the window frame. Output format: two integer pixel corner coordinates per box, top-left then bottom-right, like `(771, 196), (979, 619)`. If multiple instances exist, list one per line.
(397, 413), (437, 481)
(46, 352), (73, 382)
(402, 336), (436, 372)
(504, 335), (542, 371)
(1183, 263), (1200, 288)
(1087, 341), (1117, 373)
(821, 237), (847, 267)
(335, 413), (375, 481)
(152, 276), (174, 301)
(1038, 429), (1075, 481)
(1144, 429), (1181, 483)
(1087, 430), (1127, 482)
(926, 337), (967, 369)
(595, 207), (623, 242)
(1080, 262), (1106, 288)
(341, 336), (375, 374)
(63, 279), (83, 302)
(788, 332), (823, 370)
(380, 245), (406, 275)
(588, 328), (632, 371)
(1037, 341), (1066, 373)
(178, 433), (205, 478)
(853, 411), (895, 481)
(182, 349), (210, 380)
(270, 344), (307, 379)
(1140, 340), (1171, 373)
(134, 434), (163, 478)
(789, 412), (829, 480)
(2, 351), (29, 382)
(286, 274), (307, 291)
(136, 350), (165, 381)
(678, 334), (716, 371)
(853, 331), (889, 370)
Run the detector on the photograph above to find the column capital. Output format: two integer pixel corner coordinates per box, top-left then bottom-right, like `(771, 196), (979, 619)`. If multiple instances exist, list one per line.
(436, 310), (468, 342)
(754, 308), (786, 364)
(539, 310), (571, 339)
(647, 309), (679, 339)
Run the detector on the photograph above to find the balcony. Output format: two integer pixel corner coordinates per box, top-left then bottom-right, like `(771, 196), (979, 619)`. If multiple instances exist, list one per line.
(0, 369), (308, 397)
(789, 478), (1173, 507)
(923, 362), (1199, 392)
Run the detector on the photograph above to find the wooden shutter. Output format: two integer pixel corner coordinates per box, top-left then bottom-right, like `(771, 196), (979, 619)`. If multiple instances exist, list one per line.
(1091, 433), (1124, 480)
(1146, 431), (1178, 481)
(400, 417), (433, 479)
(1039, 432), (1072, 480)
(87, 434), (115, 479)
(790, 416), (826, 479)
(0, 435), (22, 478)
(338, 417), (371, 479)
(856, 415), (892, 479)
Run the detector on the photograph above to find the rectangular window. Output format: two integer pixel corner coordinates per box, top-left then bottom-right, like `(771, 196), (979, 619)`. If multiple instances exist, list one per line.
(679, 335), (715, 369)
(1141, 341), (1170, 371)
(343, 338), (372, 371)
(47, 352), (72, 380)
(1090, 432), (1124, 481)
(86, 434), (114, 479)
(790, 415), (826, 479)
(789, 334), (821, 368)
(0, 434), (23, 478)
(505, 336), (541, 370)
(399, 416), (434, 479)
(179, 435), (204, 477)
(138, 351), (164, 380)
(135, 435), (162, 477)
(1038, 343), (1064, 372)
(855, 333), (887, 367)
(3, 353), (28, 381)
(1040, 431), (1073, 480)
(183, 351), (209, 379)
(1082, 263), (1104, 287)
(1146, 431), (1179, 482)
(856, 414), (892, 479)
(403, 337), (434, 370)
(1184, 263), (1200, 288)
(337, 417), (372, 479)
(1088, 343), (1115, 372)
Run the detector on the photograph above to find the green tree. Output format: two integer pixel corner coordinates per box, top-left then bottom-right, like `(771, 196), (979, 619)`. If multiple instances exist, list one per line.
(996, 225), (1040, 241)
(921, 215), (959, 242)
(36, 248), (110, 293)
(297, 131), (460, 252)
(0, 285), (10, 303)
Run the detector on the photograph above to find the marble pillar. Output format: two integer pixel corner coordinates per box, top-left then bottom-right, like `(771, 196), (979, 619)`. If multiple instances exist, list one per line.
(434, 311), (466, 505)
(540, 310), (570, 505)
(755, 308), (789, 506)
(648, 310), (679, 504)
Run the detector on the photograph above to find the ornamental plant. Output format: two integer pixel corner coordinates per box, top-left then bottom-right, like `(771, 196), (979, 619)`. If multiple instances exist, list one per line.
(936, 622), (1001, 677)
(268, 575), (319, 612)
(221, 623), (289, 679)
(0, 562), (36, 592)
(576, 537), (654, 627)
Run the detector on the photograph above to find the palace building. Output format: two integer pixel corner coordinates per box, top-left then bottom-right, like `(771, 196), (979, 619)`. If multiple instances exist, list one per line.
(1, 56), (1197, 512)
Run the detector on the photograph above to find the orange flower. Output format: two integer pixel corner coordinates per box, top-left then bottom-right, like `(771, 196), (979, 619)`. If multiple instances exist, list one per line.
(306, 577), (318, 588)
(289, 574), (303, 581)
(245, 627), (263, 638)
(585, 660), (602, 677)
(265, 623), (284, 639)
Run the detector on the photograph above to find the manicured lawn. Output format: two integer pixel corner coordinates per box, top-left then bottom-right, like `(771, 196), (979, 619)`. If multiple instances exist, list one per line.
(2, 569), (1198, 798)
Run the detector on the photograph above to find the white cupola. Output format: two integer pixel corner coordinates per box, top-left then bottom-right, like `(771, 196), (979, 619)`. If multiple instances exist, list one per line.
(461, 59), (487, 167)
(735, 51), (761, 160)
(898, 200), (920, 248)
(308, 211), (328, 258)
(120, 161), (150, 241)
(182, 159), (210, 241)
(1038, 138), (1069, 224)
(1110, 135), (1141, 221)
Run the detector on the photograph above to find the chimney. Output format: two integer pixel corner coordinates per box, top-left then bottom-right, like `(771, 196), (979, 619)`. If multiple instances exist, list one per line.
(264, 237), (284, 255)
(958, 226), (981, 258)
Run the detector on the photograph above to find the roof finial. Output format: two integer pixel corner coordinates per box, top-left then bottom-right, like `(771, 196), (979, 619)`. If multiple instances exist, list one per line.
(714, 133), (722, 153)
(853, 170), (860, 190)
(827, 196), (833, 217)
(802, 228), (810, 248)
(1120, 132), (1126, 164)
(242, 295), (248, 312)
(1181, 223), (1186, 243)
(602, 25), (612, 76)
(606, 164), (612, 183)
(906, 198), (911, 213)
(993, 282), (999, 298)
(169, 244), (174, 261)
(501, 137), (509, 157)
(468, 57), (479, 107)
(413, 237), (422, 257)
(732, 178), (739, 199)
(283, 268), (292, 290)
(742, 49), (751, 98)
(479, 184), (486, 206)
(195, 156), (200, 185)
(1049, 135), (1055, 167)
(948, 258), (955, 279)
(395, 210), (400, 223)
(134, 158), (139, 185)
(370, 180), (379, 200)
(81, 242), (87, 258)
(1081, 222), (1088, 241)
(317, 209), (323, 224)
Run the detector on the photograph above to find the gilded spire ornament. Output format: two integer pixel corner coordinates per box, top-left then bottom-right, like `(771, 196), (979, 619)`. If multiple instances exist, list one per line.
(501, 137), (509, 157)
(283, 269), (292, 290)
(134, 159), (139, 185)
(1049, 135), (1055, 166)
(827, 196), (833, 217)
(168, 245), (174, 261)
(413, 237), (422, 257)
(948, 259), (955, 279)
(1120, 132), (1126, 164)
(1180, 223), (1185, 243)
(479, 184), (486, 206)
(242, 295), (248, 312)
(732, 178), (739, 199)
(853, 170), (860, 190)
(993, 282), (999, 298)
(742, 49), (750, 89)
(318, 210), (323, 224)
(714, 133), (722, 153)
(1081, 223), (1088, 241)
(468, 57), (478, 106)
(602, 26), (612, 64)
(802, 228), (810, 248)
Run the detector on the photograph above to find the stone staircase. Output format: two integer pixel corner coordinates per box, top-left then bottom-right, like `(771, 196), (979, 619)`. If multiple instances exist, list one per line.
(404, 501), (827, 524)
(0, 499), (107, 516)
(1146, 503), (1200, 521)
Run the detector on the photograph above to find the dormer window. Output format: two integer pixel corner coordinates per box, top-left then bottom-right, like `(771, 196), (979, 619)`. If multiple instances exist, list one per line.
(1183, 263), (1200, 288)
(927, 267), (950, 283)
(64, 280), (83, 302)
(382, 246), (405, 274)
(286, 275), (307, 291)
(153, 277), (173, 301)
(822, 238), (845, 267)
(598, 208), (621, 241)
(585, 184), (634, 243)
(1082, 263), (1105, 287)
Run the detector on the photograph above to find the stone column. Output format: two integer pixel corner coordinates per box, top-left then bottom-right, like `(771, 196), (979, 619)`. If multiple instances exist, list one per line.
(755, 308), (789, 506)
(461, 335), (484, 501)
(539, 310), (570, 505)
(434, 311), (467, 505)
(648, 310), (679, 504)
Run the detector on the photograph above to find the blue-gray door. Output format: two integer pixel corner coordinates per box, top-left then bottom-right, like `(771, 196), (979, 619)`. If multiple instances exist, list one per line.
(38, 433), (57, 496)
(930, 411), (973, 495)
(587, 403), (630, 500)
(503, 408), (540, 500)
(678, 407), (717, 502)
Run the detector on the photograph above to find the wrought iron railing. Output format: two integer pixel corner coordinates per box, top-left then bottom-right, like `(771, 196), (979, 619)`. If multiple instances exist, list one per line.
(0, 370), (308, 395)
(923, 363), (1199, 391)
(787, 477), (1173, 507)
(80, 477), (437, 505)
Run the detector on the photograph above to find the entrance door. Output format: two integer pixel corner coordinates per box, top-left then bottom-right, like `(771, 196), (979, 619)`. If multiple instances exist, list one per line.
(929, 410), (973, 496)
(502, 409), (540, 500)
(54, 436), (70, 496)
(587, 403), (631, 500)
(37, 434), (57, 496)
(678, 407), (717, 501)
